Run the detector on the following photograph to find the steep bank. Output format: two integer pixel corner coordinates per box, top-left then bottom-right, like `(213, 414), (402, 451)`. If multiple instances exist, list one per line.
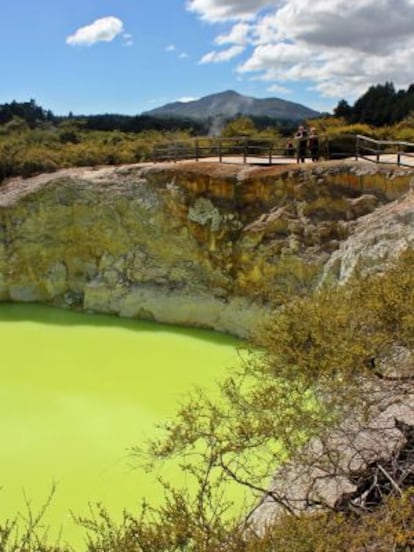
(0, 160), (412, 337)
(322, 187), (414, 284)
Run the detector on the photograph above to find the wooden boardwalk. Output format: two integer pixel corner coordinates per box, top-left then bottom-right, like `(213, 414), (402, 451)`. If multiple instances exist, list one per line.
(152, 134), (414, 168)
(152, 136), (328, 165)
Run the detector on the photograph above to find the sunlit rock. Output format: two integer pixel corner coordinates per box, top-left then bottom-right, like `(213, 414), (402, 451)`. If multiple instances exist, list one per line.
(0, 161), (413, 337)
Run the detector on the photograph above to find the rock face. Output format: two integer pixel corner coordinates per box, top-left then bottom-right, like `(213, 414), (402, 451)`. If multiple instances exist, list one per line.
(248, 385), (414, 530)
(0, 160), (413, 337)
(321, 188), (414, 285)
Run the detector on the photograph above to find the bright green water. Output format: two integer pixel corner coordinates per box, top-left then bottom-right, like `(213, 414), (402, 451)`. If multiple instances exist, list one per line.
(0, 303), (241, 546)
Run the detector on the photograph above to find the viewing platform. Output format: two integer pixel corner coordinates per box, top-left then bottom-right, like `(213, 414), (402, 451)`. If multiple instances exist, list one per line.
(152, 134), (414, 168)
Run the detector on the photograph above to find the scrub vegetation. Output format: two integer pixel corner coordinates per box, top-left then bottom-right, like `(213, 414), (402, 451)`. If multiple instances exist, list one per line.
(0, 114), (192, 182)
(2, 81), (414, 183)
(1, 250), (413, 551)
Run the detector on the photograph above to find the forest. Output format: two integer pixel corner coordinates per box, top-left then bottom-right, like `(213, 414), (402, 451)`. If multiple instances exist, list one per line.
(333, 82), (414, 127)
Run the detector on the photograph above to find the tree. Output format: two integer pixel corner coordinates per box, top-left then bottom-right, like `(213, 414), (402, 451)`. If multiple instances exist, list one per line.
(0, 99), (54, 128)
(333, 99), (352, 121)
(221, 116), (257, 137)
(351, 82), (397, 126)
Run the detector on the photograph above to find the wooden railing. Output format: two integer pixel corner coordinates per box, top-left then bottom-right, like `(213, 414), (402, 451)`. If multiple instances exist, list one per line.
(152, 134), (414, 167)
(152, 135), (330, 164)
(356, 135), (414, 167)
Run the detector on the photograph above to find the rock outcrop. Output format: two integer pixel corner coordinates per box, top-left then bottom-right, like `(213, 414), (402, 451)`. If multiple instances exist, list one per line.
(248, 384), (414, 530)
(322, 188), (414, 285)
(0, 160), (413, 337)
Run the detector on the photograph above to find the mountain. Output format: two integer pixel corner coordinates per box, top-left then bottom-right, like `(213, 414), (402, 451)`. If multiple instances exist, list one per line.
(143, 90), (320, 121)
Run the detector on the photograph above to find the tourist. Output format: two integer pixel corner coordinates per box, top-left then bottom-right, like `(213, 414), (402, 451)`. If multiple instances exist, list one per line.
(309, 127), (320, 162)
(285, 140), (295, 158)
(295, 125), (308, 163)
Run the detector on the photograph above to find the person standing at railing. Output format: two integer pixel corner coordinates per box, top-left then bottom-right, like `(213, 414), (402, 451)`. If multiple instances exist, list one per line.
(295, 125), (308, 163)
(309, 127), (320, 162)
(285, 140), (295, 157)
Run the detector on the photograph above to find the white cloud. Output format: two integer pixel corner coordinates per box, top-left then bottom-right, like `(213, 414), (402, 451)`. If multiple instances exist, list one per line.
(186, 0), (274, 22)
(177, 96), (199, 102)
(66, 17), (124, 46)
(267, 83), (292, 95)
(166, 44), (189, 59)
(123, 33), (134, 47)
(253, 0), (414, 54)
(240, 42), (308, 73)
(215, 22), (251, 45)
(190, 0), (414, 101)
(200, 45), (244, 63)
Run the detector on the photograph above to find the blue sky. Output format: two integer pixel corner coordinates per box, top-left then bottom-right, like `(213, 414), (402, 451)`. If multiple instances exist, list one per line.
(1, 0), (413, 116)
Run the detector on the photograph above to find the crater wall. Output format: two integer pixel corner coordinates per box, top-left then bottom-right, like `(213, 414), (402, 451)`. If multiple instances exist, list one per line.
(0, 161), (412, 337)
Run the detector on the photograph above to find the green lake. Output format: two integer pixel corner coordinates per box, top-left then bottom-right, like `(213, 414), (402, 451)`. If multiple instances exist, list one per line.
(0, 303), (242, 546)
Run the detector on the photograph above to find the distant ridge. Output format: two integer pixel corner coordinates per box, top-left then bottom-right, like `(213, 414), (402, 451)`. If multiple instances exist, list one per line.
(143, 90), (320, 121)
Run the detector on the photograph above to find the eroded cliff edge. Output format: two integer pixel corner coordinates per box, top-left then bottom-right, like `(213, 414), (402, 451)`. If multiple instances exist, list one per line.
(0, 160), (412, 337)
